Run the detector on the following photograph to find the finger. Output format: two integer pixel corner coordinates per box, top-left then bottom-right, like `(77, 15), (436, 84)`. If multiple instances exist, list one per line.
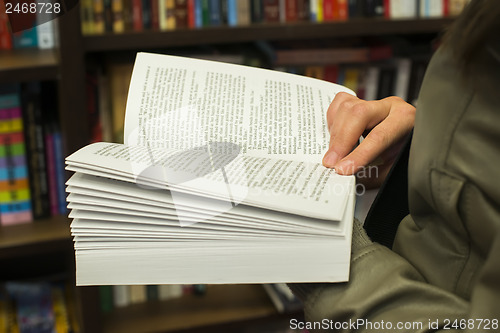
(334, 109), (414, 175)
(324, 99), (393, 168)
(326, 92), (358, 130)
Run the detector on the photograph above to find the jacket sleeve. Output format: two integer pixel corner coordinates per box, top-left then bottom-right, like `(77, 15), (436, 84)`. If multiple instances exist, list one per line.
(289, 219), (500, 332)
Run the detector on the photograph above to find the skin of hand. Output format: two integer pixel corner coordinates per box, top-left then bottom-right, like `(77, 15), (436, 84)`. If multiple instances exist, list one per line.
(323, 92), (416, 188)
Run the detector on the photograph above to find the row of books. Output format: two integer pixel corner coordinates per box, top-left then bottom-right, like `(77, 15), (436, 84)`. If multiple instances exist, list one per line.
(86, 40), (429, 147)
(81, 0), (470, 35)
(278, 55), (430, 106)
(86, 52), (259, 144)
(0, 82), (66, 226)
(0, 280), (79, 333)
(98, 284), (206, 311)
(0, 0), (58, 50)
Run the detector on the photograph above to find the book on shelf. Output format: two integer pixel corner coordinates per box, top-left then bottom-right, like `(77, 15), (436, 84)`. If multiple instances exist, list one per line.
(0, 85), (32, 226)
(1, 280), (78, 333)
(65, 52), (356, 286)
(263, 283), (303, 314)
(21, 82), (51, 220)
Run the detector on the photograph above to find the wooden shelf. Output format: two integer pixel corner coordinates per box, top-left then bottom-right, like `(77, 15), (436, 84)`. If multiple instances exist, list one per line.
(102, 285), (278, 333)
(0, 215), (72, 259)
(83, 18), (454, 52)
(0, 49), (59, 83)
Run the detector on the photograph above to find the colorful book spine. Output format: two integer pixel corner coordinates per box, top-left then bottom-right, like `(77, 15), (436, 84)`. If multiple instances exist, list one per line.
(166, 0), (176, 29)
(132, 0), (143, 31)
(0, 86), (32, 226)
(93, 0), (106, 34)
(174, 0), (188, 28)
(12, 25), (38, 49)
(285, 0), (297, 22)
(112, 0), (125, 32)
(263, 0), (280, 22)
(187, 0), (196, 28)
(227, 0), (238, 26)
(194, 0), (203, 27)
(208, 0), (222, 26)
(236, 0), (251, 25)
(0, 0), (13, 50)
(36, 2), (56, 49)
(150, 0), (159, 29)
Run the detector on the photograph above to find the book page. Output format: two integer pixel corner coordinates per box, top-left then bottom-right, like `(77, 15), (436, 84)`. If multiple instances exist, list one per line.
(66, 142), (354, 222)
(123, 53), (355, 162)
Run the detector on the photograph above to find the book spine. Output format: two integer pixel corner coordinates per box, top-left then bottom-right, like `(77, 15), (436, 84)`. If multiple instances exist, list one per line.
(93, 0), (106, 33)
(284, 0), (297, 22)
(150, 0), (160, 29)
(13, 25), (38, 49)
(296, 0), (309, 21)
(21, 82), (50, 220)
(129, 285), (147, 304)
(309, 0), (317, 21)
(0, 0), (13, 50)
(112, 285), (130, 307)
(376, 65), (396, 99)
(80, 0), (92, 34)
(221, 0), (229, 24)
(0, 87), (32, 225)
(99, 286), (114, 313)
(195, 0), (203, 27)
(86, 73), (102, 143)
(383, 0), (390, 18)
(442, 0), (449, 16)
(201, 0), (210, 26)
(132, 0), (143, 30)
(393, 58), (412, 101)
(236, 0), (251, 25)
(337, 0), (347, 19)
(52, 131), (66, 215)
(227, 0), (237, 26)
(122, 0), (133, 31)
(323, 0), (333, 21)
(187, 0), (196, 27)
(142, 0), (152, 29)
(146, 285), (159, 301)
(323, 65), (339, 83)
(103, 0), (113, 32)
(263, 0), (280, 22)
(159, 0), (167, 30)
(174, 0), (188, 28)
(36, 2), (55, 49)
(112, 0), (125, 32)
(166, 0), (176, 29)
(208, 0), (222, 26)
(44, 130), (57, 216)
(251, 0), (264, 23)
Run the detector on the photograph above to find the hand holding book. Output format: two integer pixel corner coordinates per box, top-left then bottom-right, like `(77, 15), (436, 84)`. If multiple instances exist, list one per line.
(65, 53), (357, 286)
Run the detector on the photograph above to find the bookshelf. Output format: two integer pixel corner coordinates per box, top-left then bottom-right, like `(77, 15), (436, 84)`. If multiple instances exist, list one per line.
(82, 17), (453, 51)
(0, 48), (59, 83)
(102, 285), (277, 333)
(0, 2), (457, 332)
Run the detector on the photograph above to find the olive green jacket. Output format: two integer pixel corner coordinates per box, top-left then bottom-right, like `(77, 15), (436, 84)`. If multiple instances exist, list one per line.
(290, 42), (500, 332)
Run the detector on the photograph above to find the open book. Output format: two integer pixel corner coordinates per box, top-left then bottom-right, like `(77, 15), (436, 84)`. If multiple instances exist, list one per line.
(66, 53), (356, 286)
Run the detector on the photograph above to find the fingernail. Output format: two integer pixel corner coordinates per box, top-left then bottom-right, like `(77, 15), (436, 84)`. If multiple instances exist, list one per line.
(335, 160), (355, 175)
(323, 151), (339, 167)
